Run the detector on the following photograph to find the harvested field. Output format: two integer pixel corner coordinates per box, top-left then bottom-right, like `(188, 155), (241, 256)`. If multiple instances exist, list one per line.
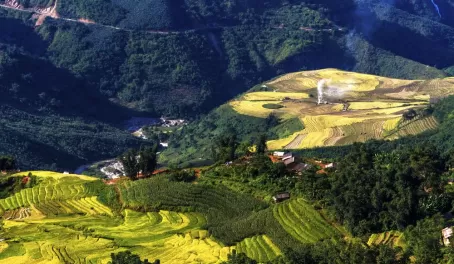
(231, 69), (450, 150)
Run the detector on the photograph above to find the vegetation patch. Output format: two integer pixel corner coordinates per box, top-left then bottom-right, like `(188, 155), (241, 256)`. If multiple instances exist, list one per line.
(262, 103), (284, 110)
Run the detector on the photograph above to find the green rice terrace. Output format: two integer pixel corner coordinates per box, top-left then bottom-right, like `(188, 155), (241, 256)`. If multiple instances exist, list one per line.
(0, 171), (350, 264)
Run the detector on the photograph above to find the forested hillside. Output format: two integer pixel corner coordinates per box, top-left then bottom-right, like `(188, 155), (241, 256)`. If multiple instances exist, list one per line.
(1, 0), (454, 170)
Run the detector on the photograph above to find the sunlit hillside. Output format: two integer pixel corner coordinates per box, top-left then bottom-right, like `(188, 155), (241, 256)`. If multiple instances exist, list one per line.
(229, 69), (454, 150)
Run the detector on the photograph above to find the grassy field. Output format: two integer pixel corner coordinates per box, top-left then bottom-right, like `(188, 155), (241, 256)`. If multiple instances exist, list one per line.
(228, 69), (454, 150)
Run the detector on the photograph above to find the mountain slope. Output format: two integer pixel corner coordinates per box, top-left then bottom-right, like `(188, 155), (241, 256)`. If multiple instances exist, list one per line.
(2, 0), (454, 169)
(161, 69), (453, 166)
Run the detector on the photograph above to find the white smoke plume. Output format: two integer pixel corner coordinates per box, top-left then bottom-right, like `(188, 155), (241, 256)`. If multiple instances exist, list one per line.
(317, 79), (354, 104)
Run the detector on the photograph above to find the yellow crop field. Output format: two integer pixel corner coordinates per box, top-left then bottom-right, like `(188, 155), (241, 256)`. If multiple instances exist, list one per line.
(317, 69), (380, 92)
(302, 115), (368, 132)
(242, 92), (309, 101)
(230, 100), (281, 118)
(348, 101), (425, 110)
(233, 68), (445, 150)
(230, 100), (294, 119)
(383, 117), (401, 131)
(13, 171), (97, 181)
(0, 172), (287, 264)
(267, 132), (302, 150)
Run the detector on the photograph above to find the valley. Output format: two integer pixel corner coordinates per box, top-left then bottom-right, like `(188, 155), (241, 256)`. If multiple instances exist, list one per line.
(2, 0), (454, 263)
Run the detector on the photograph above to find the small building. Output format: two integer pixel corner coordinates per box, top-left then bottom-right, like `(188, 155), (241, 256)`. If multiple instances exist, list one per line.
(273, 192), (291, 203)
(283, 157), (296, 166)
(288, 163), (311, 173)
(282, 153), (293, 161)
(443, 227), (453, 246)
(273, 151), (286, 157)
(324, 163), (336, 169)
(63, 171), (70, 175)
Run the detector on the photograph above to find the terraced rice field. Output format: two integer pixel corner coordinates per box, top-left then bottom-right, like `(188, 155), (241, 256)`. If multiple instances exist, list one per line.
(367, 231), (405, 248)
(230, 100), (287, 118)
(273, 199), (341, 243)
(243, 92), (309, 101)
(0, 172), (286, 263)
(387, 116), (438, 139)
(229, 69), (451, 150)
(0, 173), (98, 214)
(235, 235), (281, 263)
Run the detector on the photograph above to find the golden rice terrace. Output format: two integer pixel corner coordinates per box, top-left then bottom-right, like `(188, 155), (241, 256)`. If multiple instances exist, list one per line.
(229, 69), (454, 150)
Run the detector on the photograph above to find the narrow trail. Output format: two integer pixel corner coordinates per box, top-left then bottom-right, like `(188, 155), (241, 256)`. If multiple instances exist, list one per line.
(0, 0), (343, 35)
(0, 0), (223, 34)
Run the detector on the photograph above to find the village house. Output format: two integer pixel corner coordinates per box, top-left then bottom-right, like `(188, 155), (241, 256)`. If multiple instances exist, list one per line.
(282, 153), (293, 161)
(287, 162), (311, 174)
(443, 227), (453, 246)
(272, 192), (290, 203)
(283, 157), (296, 166)
(324, 163), (336, 169)
(273, 151), (286, 157)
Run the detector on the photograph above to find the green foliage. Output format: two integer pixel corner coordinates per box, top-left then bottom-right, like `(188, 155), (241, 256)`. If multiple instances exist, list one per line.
(262, 104), (284, 109)
(255, 134), (268, 155)
(138, 145), (158, 177)
(119, 149), (139, 179)
(269, 118), (304, 140)
(275, 240), (403, 264)
(0, 156), (15, 171)
(212, 133), (239, 163)
(222, 251), (257, 264)
(328, 143), (448, 235)
(404, 215), (445, 264)
(167, 170), (196, 182)
(119, 146), (158, 179)
(58, 0), (126, 25)
(109, 251), (155, 264)
(0, 174), (38, 199)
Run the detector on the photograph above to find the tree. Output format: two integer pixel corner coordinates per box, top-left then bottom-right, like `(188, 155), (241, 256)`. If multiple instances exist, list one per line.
(119, 149), (139, 180)
(404, 215), (445, 264)
(109, 251), (158, 264)
(119, 145), (158, 180)
(0, 156), (16, 171)
(168, 170), (196, 182)
(138, 145), (158, 177)
(222, 250), (257, 264)
(255, 134), (267, 155)
(212, 133), (239, 163)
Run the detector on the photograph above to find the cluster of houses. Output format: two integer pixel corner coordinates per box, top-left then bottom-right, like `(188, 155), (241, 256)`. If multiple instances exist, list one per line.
(272, 151), (336, 174)
(271, 151), (336, 203)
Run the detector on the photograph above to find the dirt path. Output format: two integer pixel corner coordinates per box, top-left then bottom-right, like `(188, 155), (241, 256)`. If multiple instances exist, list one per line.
(285, 134), (306, 149)
(0, 0), (222, 34)
(0, 1), (342, 35)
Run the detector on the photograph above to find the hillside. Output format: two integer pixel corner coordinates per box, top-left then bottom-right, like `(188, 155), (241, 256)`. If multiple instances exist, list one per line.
(1, 139), (453, 263)
(0, 0), (452, 117)
(0, 171), (338, 263)
(3, 0), (454, 169)
(161, 69), (454, 166)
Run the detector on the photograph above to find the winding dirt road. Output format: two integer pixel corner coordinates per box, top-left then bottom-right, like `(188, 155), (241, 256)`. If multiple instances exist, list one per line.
(0, 0), (343, 35)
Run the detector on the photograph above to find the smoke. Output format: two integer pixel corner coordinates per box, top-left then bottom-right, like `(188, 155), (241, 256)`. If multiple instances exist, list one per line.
(317, 79), (354, 104)
(317, 80), (327, 104)
(430, 0), (442, 17)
